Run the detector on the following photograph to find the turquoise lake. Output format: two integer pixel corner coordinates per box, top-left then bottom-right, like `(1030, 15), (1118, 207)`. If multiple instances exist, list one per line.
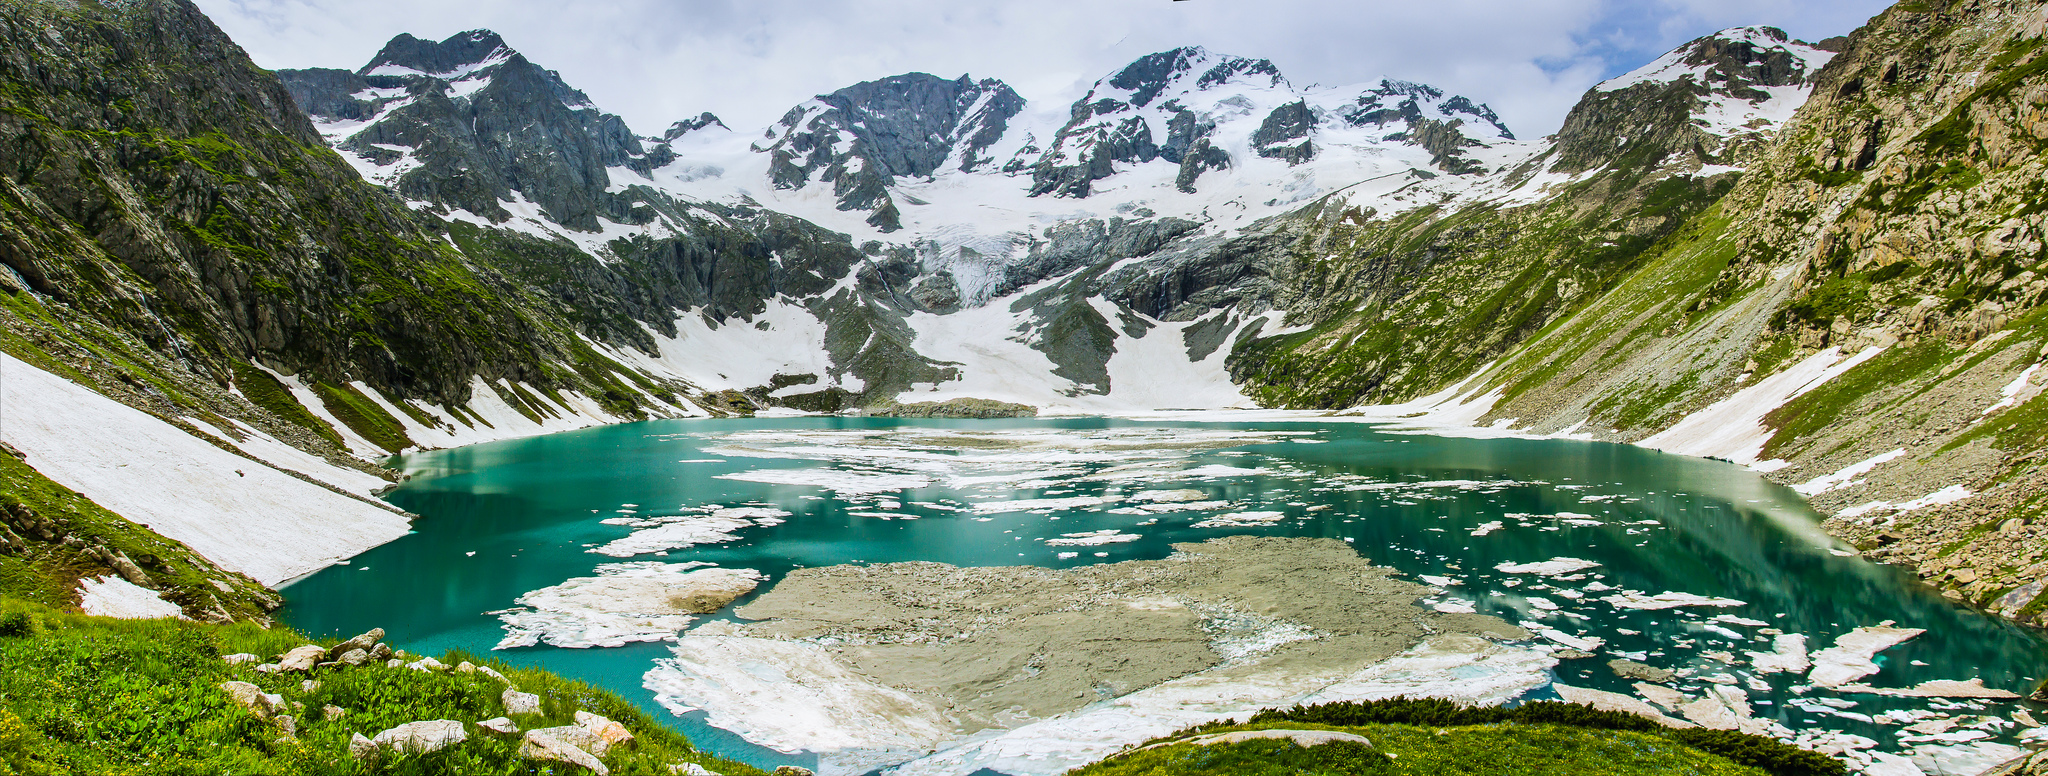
(279, 416), (2048, 771)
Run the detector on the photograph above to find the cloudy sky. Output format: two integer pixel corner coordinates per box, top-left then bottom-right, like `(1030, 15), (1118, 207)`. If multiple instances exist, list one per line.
(195, 0), (1890, 139)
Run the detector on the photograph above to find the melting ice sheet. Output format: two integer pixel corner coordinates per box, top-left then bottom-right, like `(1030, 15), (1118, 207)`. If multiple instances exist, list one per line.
(283, 417), (2048, 775)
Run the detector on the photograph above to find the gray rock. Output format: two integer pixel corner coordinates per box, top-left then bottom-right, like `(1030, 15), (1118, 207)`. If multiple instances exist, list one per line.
(773, 767), (816, 776)
(367, 642), (394, 661)
(321, 704), (346, 719)
(348, 732), (376, 760)
(406, 656), (448, 672)
(220, 681), (286, 718)
(668, 764), (721, 776)
(503, 687), (543, 715)
(328, 627), (385, 660)
(222, 653), (260, 666)
(299, 680), (320, 693)
(478, 717), (519, 735)
(336, 648), (370, 666)
(277, 644), (328, 672)
(274, 714), (297, 738)
(254, 663), (281, 674)
(520, 727), (609, 775)
(1609, 658), (1676, 683)
(575, 710), (634, 751)
(1553, 648), (1598, 660)
(357, 719), (468, 760)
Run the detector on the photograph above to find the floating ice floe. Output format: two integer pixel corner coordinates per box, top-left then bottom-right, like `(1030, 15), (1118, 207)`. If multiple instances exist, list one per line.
(1836, 679), (2020, 699)
(1910, 741), (2025, 776)
(1192, 511), (1287, 528)
(716, 468), (934, 496)
(1535, 628), (1605, 651)
(1808, 626), (1924, 688)
(1680, 685), (1790, 737)
(1600, 591), (1745, 610)
(1470, 521), (1505, 536)
(495, 563), (764, 649)
(1127, 489), (1209, 503)
(1044, 530), (1141, 547)
(1711, 614), (1769, 627)
(1494, 558), (1600, 576)
(1747, 634), (1811, 674)
(590, 507), (788, 557)
(973, 495), (1119, 514)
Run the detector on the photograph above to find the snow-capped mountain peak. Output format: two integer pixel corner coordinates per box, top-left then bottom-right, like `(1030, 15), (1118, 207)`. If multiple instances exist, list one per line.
(747, 72), (1026, 226)
(360, 29), (513, 79)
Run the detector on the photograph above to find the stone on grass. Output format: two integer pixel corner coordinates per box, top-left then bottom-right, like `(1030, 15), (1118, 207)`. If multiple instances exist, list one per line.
(300, 680), (320, 693)
(355, 719), (467, 760)
(503, 688), (543, 715)
(575, 710), (634, 749)
(220, 681), (286, 718)
(521, 727), (608, 775)
(773, 767), (816, 776)
(222, 653), (259, 666)
(336, 648), (370, 666)
(254, 663), (280, 674)
(327, 627), (385, 660)
(349, 732), (376, 760)
(277, 644), (328, 671)
(407, 656), (448, 672)
(477, 665), (510, 684)
(455, 661), (477, 673)
(368, 642), (394, 661)
(478, 717), (519, 735)
(385, 658), (403, 668)
(669, 764), (721, 776)
(274, 714), (297, 738)
(322, 704), (346, 719)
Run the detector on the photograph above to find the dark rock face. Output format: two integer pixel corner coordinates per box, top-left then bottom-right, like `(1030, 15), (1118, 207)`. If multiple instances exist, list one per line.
(279, 30), (671, 231)
(362, 30), (510, 76)
(1029, 47), (1283, 197)
(277, 68), (376, 121)
(1252, 100), (1315, 164)
(663, 112), (727, 141)
(758, 73), (1025, 211)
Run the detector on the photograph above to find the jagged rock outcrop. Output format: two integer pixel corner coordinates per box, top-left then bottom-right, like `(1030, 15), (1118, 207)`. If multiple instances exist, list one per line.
(278, 30), (671, 230)
(757, 73), (1024, 212)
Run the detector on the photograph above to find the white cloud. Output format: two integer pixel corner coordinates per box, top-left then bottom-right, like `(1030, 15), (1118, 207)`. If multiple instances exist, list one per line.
(196, 0), (1889, 141)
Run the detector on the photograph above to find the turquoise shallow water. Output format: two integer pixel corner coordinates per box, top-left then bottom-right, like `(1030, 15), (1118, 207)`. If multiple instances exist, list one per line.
(281, 416), (2048, 770)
